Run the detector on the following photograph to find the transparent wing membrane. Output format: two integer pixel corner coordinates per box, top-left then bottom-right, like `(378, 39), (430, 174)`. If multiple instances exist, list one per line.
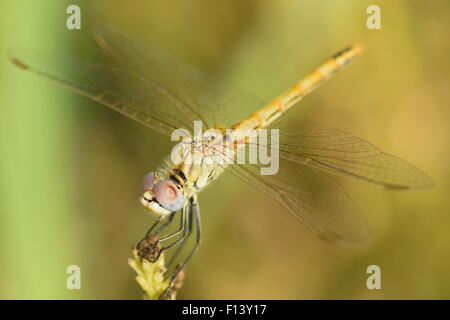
(94, 28), (264, 129)
(204, 142), (367, 243)
(222, 158), (368, 243)
(11, 29), (264, 136)
(213, 116), (434, 241)
(271, 119), (435, 190)
(11, 51), (181, 136)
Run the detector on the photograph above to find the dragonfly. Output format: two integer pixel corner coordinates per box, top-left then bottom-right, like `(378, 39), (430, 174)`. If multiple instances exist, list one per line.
(11, 29), (434, 295)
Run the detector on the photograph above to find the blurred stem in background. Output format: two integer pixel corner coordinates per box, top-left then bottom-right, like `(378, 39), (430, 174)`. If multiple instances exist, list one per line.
(0, 1), (84, 299)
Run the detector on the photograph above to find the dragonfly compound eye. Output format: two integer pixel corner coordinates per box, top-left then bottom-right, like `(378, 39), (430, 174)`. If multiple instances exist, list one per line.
(141, 172), (155, 192)
(153, 180), (185, 212)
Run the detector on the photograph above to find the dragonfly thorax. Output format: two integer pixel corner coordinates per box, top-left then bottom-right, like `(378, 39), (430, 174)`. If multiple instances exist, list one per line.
(170, 139), (227, 192)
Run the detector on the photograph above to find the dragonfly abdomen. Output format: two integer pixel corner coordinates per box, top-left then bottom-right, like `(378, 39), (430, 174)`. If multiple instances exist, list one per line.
(233, 44), (364, 132)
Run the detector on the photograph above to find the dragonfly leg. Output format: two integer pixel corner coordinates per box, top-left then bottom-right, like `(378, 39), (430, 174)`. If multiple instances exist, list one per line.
(136, 196), (201, 299)
(136, 204), (189, 263)
(136, 211), (177, 262)
(158, 207), (187, 242)
(141, 211), (176, 239)
(153, 211), (177, 235)
(157, 207), (190, 253)
(167, 196), (201, 288)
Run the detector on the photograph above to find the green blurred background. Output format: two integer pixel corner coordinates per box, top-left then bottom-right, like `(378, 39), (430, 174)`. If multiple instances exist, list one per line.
(0, 0), (449, 299)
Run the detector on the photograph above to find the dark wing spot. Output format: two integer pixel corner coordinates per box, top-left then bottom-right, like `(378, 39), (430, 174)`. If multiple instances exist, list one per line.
(11, 58), (29, 70)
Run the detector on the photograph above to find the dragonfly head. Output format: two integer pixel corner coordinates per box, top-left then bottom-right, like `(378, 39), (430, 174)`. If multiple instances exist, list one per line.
(140, 172), (185, 216)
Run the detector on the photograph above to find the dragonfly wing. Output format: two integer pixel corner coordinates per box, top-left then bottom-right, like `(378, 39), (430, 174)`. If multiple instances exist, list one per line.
(9, 50), (200, 136)
(224, 158), (368, 243)
(93, 28), (264, 129)
(271, 119), (435, 190)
